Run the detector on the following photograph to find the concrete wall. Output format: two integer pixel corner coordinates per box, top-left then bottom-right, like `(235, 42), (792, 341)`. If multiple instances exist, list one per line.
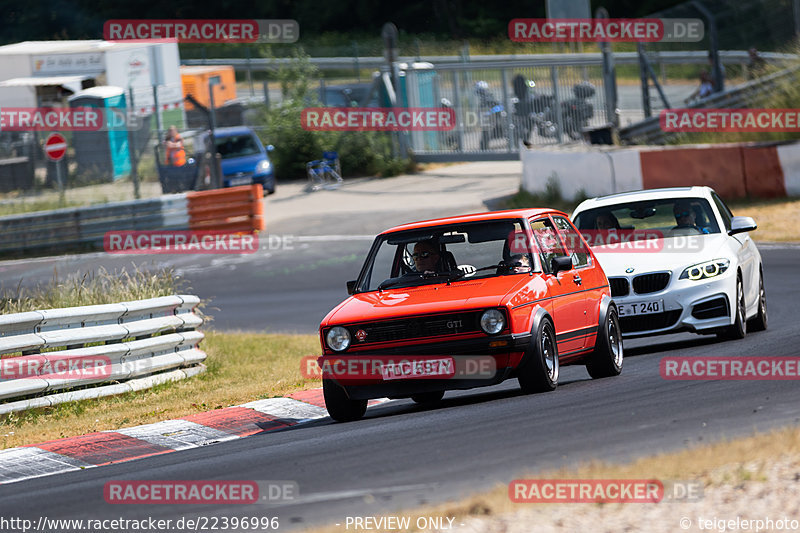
(521, 142), (800, 200)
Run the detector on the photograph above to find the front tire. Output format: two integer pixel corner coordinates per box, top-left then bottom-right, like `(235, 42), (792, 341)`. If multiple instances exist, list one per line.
(323, 379), (367, 422)
(586, 305), (623, 378)
(719, 275), (746, 340)
(748, 271), (768, 332)
(518, 318), (559, 393)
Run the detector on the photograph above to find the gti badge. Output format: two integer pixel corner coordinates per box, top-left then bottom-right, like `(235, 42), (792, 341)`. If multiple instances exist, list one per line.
(625, 267), (635, 273)
(355, 329), (367, 342)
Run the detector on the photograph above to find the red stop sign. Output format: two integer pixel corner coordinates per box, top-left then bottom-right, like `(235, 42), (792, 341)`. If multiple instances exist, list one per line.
(45, 133), (67, 161)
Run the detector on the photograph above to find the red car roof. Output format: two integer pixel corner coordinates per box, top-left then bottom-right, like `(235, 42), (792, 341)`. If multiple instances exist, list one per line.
(380, 208), (566, 235)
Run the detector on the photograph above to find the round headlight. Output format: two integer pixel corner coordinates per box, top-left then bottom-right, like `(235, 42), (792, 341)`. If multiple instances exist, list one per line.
(480, 309), (505, 335)
(326, 326), (351, 352)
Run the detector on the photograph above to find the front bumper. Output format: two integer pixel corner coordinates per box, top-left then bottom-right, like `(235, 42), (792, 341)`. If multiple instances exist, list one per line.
(317, 333), (531, 393)
(613, 269), (736, 338)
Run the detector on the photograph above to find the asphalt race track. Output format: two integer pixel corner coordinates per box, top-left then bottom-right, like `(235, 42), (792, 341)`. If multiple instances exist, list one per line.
(0, 234), (799, 529)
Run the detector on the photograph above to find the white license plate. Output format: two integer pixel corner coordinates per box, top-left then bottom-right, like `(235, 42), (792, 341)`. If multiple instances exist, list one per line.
(380, 358), (455, 381)
(618, 300), (663, 316)
(228, 176), (252, 186)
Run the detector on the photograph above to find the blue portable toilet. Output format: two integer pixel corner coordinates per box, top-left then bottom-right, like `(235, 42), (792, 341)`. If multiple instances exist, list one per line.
(68, 86), (131, 181)
(397, 62), (439, 150)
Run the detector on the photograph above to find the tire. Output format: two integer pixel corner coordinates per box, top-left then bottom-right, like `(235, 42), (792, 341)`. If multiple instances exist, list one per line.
(719, 275), (746, 340)
(586, 305), (623, 379)
(748, 270), (768, 332)
(411, 391), (445, 404)
(322, 378), (367, 422)
(518, 317), (559, 393)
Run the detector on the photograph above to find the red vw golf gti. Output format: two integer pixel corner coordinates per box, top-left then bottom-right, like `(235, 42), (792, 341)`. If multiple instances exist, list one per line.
(317, 209), (623, 421)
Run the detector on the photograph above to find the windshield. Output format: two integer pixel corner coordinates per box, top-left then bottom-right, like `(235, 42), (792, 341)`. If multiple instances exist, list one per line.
(573, 197), (721, 240)
(214, 134), (262, 159)
(356, 219), (537, 292)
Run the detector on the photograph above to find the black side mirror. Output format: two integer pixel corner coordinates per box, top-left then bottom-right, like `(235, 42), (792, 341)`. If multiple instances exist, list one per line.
(551, 256), (573, 275)
(346, 280), (357, 295)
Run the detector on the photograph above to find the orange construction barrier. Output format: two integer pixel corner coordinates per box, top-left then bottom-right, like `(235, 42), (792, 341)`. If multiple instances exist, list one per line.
(186, 184), (265, 232)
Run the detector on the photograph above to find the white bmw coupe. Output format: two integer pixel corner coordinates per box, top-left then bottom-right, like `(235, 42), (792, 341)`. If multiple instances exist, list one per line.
(571, 186), (767, 339)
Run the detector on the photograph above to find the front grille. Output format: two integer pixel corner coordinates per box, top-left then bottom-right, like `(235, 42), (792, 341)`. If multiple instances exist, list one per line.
(609, 277), (629, 297)
(620, 310), (681, 333)
(350, 312), (482, 344)
(632, 272), (670, 294)
(692, 297), (729, 320)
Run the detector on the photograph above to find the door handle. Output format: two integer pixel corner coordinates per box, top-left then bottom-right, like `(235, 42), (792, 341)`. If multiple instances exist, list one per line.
(573, 274), (582, 285)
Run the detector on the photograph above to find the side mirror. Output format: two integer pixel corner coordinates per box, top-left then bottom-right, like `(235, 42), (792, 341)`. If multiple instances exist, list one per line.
(346, 280), (357, 294)
(266, 144), (275, 152)
(550, 256), (573, 275)
(729, 216), (757, 236)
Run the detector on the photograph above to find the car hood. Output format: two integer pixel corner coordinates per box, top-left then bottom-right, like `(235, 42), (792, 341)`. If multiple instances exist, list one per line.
(591, 233), (731, 275)
(323, 276), (530, 326)
(221, 153), (267, 175)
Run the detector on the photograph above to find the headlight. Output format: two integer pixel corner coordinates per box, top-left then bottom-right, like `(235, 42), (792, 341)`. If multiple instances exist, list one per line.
(325, 326), (351, 352)
(256, 160), (271, 173)
(480, 309), (505, 335)
(680, 259), (730, 281)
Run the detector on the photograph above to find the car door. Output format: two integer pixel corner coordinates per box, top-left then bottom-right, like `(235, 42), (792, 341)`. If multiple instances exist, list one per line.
(712, 192), (758, 308)
(530, 216), (588, 355)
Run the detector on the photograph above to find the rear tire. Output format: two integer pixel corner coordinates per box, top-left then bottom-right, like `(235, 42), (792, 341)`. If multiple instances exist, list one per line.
(586, 305), (623, 378)
(718, 275), (746, 340)
(518, 318), (559, 393)
(411, 391), (445, 404)
(748, 271), (768, 332)
(323, 379), (367, 422)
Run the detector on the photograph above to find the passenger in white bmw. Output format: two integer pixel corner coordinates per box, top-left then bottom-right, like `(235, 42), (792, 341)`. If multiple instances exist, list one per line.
(572, 186), (768, 340)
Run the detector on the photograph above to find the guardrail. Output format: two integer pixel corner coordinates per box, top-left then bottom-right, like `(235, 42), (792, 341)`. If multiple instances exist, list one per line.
(182, 50), (798, 71)
(0, 184), (264, 256)
(0, 295), (205, 415)
(619, 64), (800, 144)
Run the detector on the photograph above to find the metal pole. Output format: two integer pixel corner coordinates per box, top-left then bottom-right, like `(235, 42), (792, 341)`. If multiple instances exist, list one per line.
(691, 1), (724, 93)
(56, 158), (65, 206)
(152, 85), (163, 139)
(246, 47), (254, 97)
(550, 66), (563, 143)
(596, 7), (618, 127)
(637, 43), (652, 119)
(500, 68), (513, 151)
(128, 86), (140, 199)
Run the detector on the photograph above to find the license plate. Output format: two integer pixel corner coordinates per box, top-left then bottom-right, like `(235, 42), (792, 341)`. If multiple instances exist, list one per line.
(228, 176), (251, 186)
(618, 300), (663, 317)
(380, 357), (455, 381)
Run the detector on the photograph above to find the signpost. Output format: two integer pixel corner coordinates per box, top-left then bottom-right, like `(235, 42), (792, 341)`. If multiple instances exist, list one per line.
(45, 133), (67, 203)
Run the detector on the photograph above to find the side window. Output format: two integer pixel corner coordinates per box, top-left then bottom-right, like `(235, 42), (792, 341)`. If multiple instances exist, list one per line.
(552, 216), (591, 268)
(530, 217), (568, 272)
(711, 192), (733, 231)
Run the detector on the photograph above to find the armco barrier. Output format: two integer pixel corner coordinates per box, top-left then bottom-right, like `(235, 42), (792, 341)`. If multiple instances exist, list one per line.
(0, 184), (263, 256)
(521, 141), (800, 200)
(0, 295), (205, 415)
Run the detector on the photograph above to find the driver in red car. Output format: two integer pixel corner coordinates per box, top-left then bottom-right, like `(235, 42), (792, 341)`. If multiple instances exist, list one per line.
(411, 240), (442, 274)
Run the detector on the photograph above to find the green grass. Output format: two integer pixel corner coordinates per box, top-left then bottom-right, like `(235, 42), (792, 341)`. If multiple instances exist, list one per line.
(0, 266), (182, 315)
(0, 198), (82, 217)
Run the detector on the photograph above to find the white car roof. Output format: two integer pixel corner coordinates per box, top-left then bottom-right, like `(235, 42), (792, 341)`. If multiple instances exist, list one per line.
(572, 186), (715, 216)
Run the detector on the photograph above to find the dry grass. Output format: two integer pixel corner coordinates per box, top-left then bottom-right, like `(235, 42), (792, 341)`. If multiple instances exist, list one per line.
(298, 425), (800, 533)
(0, 330), (321, 449)
(729, 197), (800, 242)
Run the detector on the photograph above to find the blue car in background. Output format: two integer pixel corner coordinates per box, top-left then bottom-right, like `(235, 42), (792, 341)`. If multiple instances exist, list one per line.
(202, 126), (276, 195)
